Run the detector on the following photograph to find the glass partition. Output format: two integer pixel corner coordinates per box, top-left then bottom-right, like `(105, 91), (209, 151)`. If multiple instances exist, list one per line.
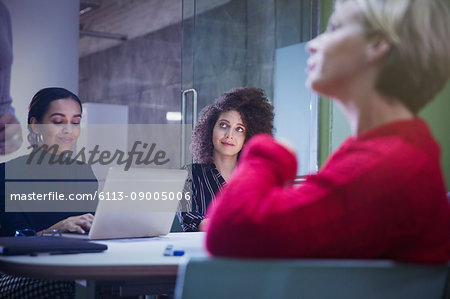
(182, 0), (321, 175)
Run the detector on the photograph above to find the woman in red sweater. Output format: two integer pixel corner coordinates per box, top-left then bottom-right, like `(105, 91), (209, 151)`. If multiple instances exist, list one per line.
(205, 0), (450, 263)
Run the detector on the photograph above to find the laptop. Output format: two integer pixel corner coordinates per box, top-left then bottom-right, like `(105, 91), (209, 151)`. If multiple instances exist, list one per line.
(65, 167), (187, 240)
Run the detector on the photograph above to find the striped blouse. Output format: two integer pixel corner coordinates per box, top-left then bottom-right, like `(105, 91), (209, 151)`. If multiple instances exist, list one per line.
(177, 163), (226, 232)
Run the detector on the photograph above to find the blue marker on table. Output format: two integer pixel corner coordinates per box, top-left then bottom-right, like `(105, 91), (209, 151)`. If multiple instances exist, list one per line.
(163, 244), (184, 256)
(173, 250), (185, 256)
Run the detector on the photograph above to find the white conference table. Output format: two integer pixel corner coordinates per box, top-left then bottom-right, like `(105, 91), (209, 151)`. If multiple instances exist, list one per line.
(0, 232), (207, 297)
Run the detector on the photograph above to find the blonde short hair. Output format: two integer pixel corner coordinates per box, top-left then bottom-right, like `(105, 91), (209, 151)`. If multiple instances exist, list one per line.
(337, 0), (450, 113)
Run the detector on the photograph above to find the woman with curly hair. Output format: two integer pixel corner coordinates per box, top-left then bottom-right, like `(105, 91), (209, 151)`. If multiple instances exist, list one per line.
(178, 87), (274, 232)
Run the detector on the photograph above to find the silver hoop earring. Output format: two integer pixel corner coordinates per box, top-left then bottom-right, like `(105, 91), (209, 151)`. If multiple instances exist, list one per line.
(28, 132), (38, 146)
(37, 133), (43, 144)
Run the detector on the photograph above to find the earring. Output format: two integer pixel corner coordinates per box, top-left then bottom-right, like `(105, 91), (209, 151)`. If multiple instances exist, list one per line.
(37, 133), (43, 144)
(28, 132), (43, 146)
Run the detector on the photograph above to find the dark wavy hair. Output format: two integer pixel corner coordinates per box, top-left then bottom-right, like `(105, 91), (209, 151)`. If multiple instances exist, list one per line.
(192, 87), (274, 164)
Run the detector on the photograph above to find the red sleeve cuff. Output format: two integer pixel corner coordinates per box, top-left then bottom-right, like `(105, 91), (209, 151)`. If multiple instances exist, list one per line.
(239, 134), (297, 183)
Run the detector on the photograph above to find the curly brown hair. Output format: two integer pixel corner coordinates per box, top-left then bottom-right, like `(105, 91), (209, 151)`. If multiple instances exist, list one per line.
(192, 87), (274, 164)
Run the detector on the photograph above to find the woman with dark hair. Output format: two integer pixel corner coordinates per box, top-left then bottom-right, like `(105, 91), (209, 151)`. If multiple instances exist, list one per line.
(0, 87), (97, 298)
(206, 0), (450, 262)
(1, 87), (97, 236)
(178, 87), (274, 232)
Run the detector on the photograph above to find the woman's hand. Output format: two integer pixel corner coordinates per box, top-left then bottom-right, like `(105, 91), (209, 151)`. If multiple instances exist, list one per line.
(0, 113), (22, 155)
(199, 218), (210, 232)
(47, 213), (94, 234)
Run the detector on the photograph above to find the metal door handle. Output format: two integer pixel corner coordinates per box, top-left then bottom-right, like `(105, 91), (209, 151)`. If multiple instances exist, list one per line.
(181, 88), (198, 166)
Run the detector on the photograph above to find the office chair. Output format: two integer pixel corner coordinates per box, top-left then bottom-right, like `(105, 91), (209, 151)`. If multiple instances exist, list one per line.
(175, 257), (449, 299)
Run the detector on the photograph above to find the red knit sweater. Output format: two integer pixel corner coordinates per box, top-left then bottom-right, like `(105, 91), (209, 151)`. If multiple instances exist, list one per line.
(205, 119), (450, 263)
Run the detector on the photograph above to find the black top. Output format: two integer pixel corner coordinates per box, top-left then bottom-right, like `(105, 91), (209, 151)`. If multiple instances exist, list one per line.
(0, 154), (98, 236)
(177, 163), (225, 232)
